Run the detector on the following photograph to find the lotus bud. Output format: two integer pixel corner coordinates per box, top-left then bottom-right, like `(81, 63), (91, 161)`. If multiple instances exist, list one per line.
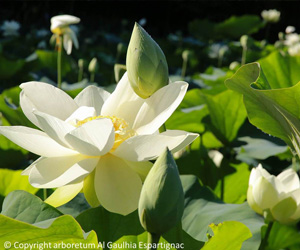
(114, 64), (127, 83)
(247, 164), (300, 224)
(78, 59), (84, 69)
(182, 50), (191, 62)
(126, 23), (169, 99)
(240, 35), (249, 49)
(117, 43), (126, 55)
(229, 61), (240, 71)
(138, 148), (184, 235)
(88, 58), (98, 73)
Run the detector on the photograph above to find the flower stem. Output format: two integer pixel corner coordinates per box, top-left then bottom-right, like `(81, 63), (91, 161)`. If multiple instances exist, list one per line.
(181, 58), (188, 78)
(57, 35), (63, 89)
(258, 222), (274, 250)
(78, 68), (83, 82)
(241, 46), (247, 65)
(90, 72), (95, 83)
(147, 232), (160, 250)
(43, 189), (48, 200)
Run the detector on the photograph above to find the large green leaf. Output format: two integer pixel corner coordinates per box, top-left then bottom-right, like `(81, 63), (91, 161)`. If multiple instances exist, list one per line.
(0, 55), (25, 79)
(0, 215), (98, 249)
(202, 221), (252, 250)
(235, 137), (288, 161)
(264, 222), (300, 250)
(0, 170), (37, 198)
(35, 50), (73, 76)
(76, 207), (203, 250)
(258, 51), (300, 89)
(1, 190), (61, 224)
(215, 15), (264, 39)
(225, 62), (300, 149)
(203, 90), (247, 144)
(214, 162), (250, 204)
(181, 176), (264, 250)
(188, 15), (264, 40)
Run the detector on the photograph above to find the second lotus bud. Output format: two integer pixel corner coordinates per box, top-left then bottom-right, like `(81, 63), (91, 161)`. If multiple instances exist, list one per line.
(126, 23), (169, 99)
(138, 148), (184, 235)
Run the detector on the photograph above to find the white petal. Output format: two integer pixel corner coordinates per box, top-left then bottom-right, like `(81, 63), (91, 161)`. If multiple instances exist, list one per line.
(65, 106), (97, 126)
(132, 81), (188, 134)
(123, 160), (153, 182)
(63, 34), (72, 55)
(256, 164), (272, 179)
(65, 119), (115, 156)
(51, 15), (80, 27)
(95, 154), (142, 215)
(249, 164), (263, 185)
(20, 82), (78, 127)
(69, 28), (79, 49)
(45, 182), (83, 207)
(0, 126), (77, 157)
(277, 168), (300, 192)
(252, 176), (280, 210)
(112, 130), (198, 161)
(75, 86), (110, 115)
(29, 155), (99, 188)
(101, 72), (145, 127)
(33, 110), (74, 148)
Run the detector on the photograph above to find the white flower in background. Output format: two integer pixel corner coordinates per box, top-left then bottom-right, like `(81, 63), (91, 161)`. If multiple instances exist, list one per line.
(261, 9), (281, 23)
(286, 26), (296, 34)
(247, 164), (300, 224)
(0, 73), (198, 215)
(1, 20), (20, 37)
(50, 15), (80, 55)
(288, 44), (300, 56)
(284, 33), (300, 46)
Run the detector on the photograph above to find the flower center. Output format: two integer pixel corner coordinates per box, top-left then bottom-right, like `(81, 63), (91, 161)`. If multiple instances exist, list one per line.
(76, 115), (136, 151)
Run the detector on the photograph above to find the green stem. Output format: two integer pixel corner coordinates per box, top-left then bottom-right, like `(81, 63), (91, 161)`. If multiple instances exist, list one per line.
(147, 232), (160, 250)
(78, 68), (83, 82)
(181, 58), (188, 78)
(241, 46), (247, 65)
(57, 35), (62, 89)
(43, 189), (48, 200)
(159, 123), (167, 133)
(258, 222), (274, 250)
(90, 72), (95, 83)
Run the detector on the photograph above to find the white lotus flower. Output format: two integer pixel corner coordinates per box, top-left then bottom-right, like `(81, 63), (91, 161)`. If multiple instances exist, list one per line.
(247, 164), (300, 224)
(0, 73), (198, 215)
(50, 15), (80, 55)
(284, 33), (300, 47)
(261, 9), (280, 23)
(288, 44), (300, 57)
(1, 20), (20, 37)
(286, 26), (296, 34)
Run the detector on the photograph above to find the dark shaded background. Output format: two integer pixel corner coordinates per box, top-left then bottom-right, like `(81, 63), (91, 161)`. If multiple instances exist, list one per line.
(1, 1), (299, 42)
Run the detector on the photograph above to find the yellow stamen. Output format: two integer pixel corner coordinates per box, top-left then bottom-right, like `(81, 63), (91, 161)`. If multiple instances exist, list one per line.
(76, 115), (136, 151)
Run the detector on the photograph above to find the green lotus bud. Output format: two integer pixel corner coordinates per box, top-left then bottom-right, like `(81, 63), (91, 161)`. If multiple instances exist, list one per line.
(126, 23), (169, 99)
(117, 43), (126, 55)
(88, 57), (98, 73)
(114, 64), (127, 83)
(182, 50), (191, 62)
(240, 35), (249, 48)
(138, 148), (184, 235)
(78, 59), (84, 69)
